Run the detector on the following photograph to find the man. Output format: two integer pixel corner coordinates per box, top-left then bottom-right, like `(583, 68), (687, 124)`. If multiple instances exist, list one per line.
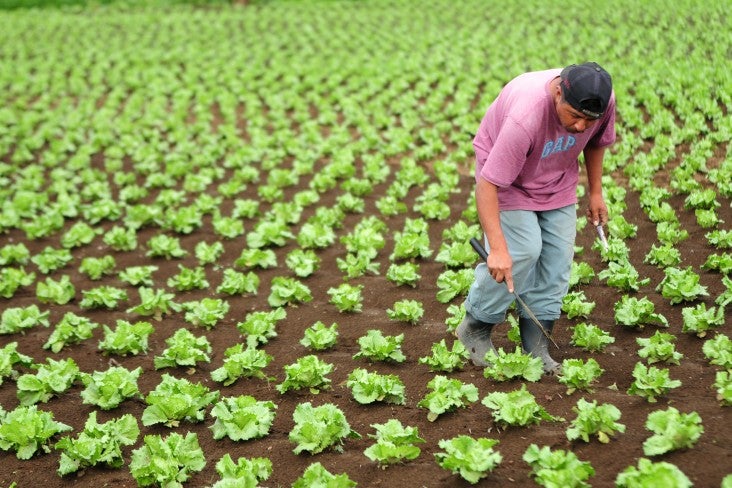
(456, 62), (615, 374)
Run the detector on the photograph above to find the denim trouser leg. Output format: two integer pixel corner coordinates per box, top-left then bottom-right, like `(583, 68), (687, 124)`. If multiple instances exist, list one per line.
(464, 205), (576, 324)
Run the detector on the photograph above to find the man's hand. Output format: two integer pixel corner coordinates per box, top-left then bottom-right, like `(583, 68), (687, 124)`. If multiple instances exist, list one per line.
(487, 248), (514, 293)
(586, 192), (608, 226)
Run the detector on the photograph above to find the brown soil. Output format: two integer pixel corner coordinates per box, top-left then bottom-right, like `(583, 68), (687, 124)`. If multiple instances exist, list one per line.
(1, 126), (731, 487)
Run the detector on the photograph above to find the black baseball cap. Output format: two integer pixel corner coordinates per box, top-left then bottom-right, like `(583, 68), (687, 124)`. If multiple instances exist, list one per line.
(559, 62), (612, 119)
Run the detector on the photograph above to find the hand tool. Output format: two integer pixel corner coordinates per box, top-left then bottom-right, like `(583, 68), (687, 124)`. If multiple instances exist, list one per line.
(469, 237), (559, 350)
(596, 224), (608, 250)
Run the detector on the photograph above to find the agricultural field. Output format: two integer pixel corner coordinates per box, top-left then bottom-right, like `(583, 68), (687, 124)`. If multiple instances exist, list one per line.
(0, 0), (730, 486)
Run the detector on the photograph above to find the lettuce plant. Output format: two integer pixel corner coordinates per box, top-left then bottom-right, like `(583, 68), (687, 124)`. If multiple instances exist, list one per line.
(235, 247), (278, 269)
(60, 221), (98, 248)
(55, 412), (139, 476)
(141, 374), (220, 427)
(435, 241), (477, 268)
(364, 418), (425, 466)
(212, 214), (245, 239)
(79, 255), (116, 280)
(79, 366), (143, 410)
(102, 225), (138, 251)
(570, 322), (615, 352)
(118, 265), (158, 287)
(276, 354), (333, 394)
(0, 342), (33, 386)
(182, 297), (229, 329)
(0, 304), (50, 335)
(627, 362), (682, 403)
(154, 328), (212, 369)
(236, 307), (286, 347)
(127, 287), (182, 321)
(289, 402), (360, 455)
(98, 320), (154, 356)
(636, 331), (683, 365)
(656, 266), (708, 304)
(129, 432), (206, 487)
(614, 295), (668, 329)
(435, 435), (502, 484)
(598, 260), (650, 291)
(269, 276), (313, 307)
(300, 321), (339, 351)
(212, 454), (272, 488)
(44, 312), (99, 353)
(483, 347), (544, 382)
(615, 458), (691, 488)
(79, 285), (128, 310)
(444, 304), (466, 333)
(681, 303), (725, 338)
(336, 252), (380, 279)
(167, 264), (209, 291)
(286, 248), (321, 277)
(327, 283), (363, 312)
(0, 243), (30, 265)
(643, 243), (682, 267)
(340, 215), (386, 259)
(435, 268), (473, 303)
(702, 252), (732, 274)
(418, 339), (469, 372)
(418, 375), (479, 421)
(561, 291), (596, 319)
(216, 268), (260, 295)
(656, 221), (689, 244)
(0, 266), (35, 299)
(16, 357), (80, 406)
(714, 371), (732, 406)
(246, 219), (294, 248)
(297, 221), (336, 249)
(145, 234), (188, 259)
(566, 398), (625, 443)
(346, 368), (406, 405)
(706, 229), (732, 249)
(36, 275), (75, 305)
(702, 333), (732, 369)
(642, 407), (703, 456)
(557, 358), (604, 394)
(292, 462), (356, 487)
(0, 405), (72, 460)
(482, 385), (563, 427)
(209, 395), (277, 442)
(353, 330), (406, 363)
(386, 299), (424, 324)
(30, 246), (73, 274)
(210, 343), (273, 385)
(569, 261), (595, 289)
(385, 261), (421, 287)
(194, 240), (224, 265)
(523, 443), (594, 488)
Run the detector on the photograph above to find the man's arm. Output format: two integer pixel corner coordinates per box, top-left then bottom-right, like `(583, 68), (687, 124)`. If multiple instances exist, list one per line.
(583, 145), (608, 226)
(475, 177), (514, 293)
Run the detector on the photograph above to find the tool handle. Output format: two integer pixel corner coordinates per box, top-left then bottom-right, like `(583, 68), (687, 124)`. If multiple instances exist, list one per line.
(470, 237), (489, 261)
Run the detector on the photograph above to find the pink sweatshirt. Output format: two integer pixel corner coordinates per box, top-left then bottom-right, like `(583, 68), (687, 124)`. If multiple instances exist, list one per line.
(473, 69), (616, 211)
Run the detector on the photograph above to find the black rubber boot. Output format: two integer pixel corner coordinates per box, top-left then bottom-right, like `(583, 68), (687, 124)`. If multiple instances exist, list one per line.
(519, 318), (561, 375)
(455, 312), (496, 367)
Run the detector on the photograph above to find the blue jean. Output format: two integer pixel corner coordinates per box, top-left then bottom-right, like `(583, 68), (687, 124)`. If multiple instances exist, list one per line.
(465, 205), (577, 324)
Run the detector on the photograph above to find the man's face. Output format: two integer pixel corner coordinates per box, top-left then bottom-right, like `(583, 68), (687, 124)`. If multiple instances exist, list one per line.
(556, 100), (599, 134)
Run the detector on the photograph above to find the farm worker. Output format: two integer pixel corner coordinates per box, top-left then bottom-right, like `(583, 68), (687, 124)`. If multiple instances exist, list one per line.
(456, 62), (615, 374)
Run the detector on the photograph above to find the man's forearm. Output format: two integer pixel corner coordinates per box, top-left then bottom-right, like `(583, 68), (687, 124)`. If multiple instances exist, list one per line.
(584, 145), (606, 196)
(475, 178), (507, 253)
